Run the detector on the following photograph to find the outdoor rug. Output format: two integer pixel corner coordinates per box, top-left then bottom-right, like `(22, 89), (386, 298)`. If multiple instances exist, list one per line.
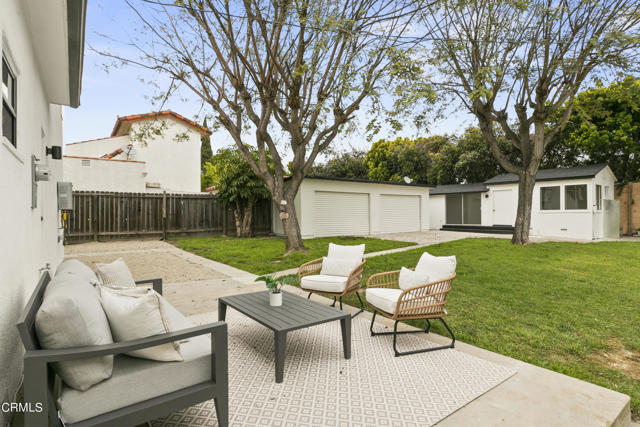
(152, 310), (516, 426)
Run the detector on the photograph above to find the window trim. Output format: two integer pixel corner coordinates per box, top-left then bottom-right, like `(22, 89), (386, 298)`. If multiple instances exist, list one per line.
(595, 184), (602, 211)
(540, 185), (561, 211)
(2, 52), (17, 148)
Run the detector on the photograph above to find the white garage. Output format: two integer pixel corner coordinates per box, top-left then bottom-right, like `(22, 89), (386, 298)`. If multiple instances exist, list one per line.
(272, 177), (431, 238)
(313, 191), (370, 236)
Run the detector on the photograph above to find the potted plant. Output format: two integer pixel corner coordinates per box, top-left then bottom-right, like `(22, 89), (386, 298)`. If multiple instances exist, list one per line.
(255, 275), (284, 306)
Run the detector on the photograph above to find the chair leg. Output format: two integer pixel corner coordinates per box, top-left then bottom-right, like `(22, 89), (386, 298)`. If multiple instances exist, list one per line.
(351, 292), (365, 318)
(392, 318), (455, 357)
(307, 292), (312, 299)
(339, 297), (343, 310)
(330, 296), (337, 307)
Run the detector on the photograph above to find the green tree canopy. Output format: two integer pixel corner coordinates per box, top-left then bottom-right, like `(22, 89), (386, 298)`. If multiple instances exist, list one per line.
(200, 117), (213, 173)
(308, 150), (368, 180)
(548, 77), (640, 185)
(203, 146), (270, 237)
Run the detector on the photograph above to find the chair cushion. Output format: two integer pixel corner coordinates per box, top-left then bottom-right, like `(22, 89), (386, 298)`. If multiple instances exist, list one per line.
(415, 252), (456, 282)
(398, 267), (430, 291)
(300, 274), (348, 293)
(58, 334), (211, 424)
(98, 287), (183, 362)
(95, 258), (137, 288)
(36, 275), (114, 391)
(55, 258), (100, 285)
(366, 288), (403, 314)
(327, 243), (365, 262)
(320, 256), (358, 277)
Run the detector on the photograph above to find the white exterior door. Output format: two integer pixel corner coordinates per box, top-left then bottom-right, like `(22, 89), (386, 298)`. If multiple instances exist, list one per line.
(379, 194), (421, 232)
(492, 189), (517, 225)
(313, 191), (370, 236)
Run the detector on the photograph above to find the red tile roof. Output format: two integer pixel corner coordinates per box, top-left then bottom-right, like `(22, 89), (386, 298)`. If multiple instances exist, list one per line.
(111, 110), (212, 137)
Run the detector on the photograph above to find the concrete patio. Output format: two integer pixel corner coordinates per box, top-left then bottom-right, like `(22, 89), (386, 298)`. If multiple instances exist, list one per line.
(63, 239), (633, 426)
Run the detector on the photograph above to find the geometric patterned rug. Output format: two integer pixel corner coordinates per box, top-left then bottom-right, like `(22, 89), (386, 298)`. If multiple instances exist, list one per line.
(152, 310), (516, 426)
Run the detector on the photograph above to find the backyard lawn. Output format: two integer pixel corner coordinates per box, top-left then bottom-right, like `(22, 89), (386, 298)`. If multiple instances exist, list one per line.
(169, 235), (416, 274)
(297, 238), (640, 417)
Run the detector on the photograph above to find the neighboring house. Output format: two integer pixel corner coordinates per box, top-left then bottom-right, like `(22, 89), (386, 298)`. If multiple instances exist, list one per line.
(272, 176), (432, 238)
(64, 111), (211, 193)
(0, 0), (86, 422)
(429, 164), (619, 240)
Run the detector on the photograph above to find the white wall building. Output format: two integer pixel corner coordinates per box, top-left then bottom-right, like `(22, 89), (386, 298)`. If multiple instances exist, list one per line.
(0, 0), (86, 422)
(64, 111), (210, 193)
(429, 164), (619, 240)
(272, 177), (432, 238)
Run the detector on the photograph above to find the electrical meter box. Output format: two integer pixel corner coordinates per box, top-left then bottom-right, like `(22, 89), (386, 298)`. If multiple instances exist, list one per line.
(57, 182), (73, 210)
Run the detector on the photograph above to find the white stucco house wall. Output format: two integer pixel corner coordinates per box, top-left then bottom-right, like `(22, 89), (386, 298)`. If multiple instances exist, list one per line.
(63, 111), (210, 193)
(272, 177), (432, 238)
(0, 0), (86, 422)
(429, 164), (618, 240)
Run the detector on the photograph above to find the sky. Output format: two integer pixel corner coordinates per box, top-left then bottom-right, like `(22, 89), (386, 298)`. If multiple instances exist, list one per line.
(63, 0), (477, 156)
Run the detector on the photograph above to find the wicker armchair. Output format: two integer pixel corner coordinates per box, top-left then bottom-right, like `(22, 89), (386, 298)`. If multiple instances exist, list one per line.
(366, 269), (455, 356)
(298, 257), (366, 318)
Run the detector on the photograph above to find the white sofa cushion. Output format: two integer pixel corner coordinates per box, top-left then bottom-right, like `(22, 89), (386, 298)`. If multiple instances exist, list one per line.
(99, 287), (183, 362)
(398, 267), (430, 291)
(366, 288), (403, 314)
(327, 243), (365, 262)
(58, 334), (211, 424)
(415, 252), (456, 282)
(320, 256), (358, 277)
(55, 258), (100, 285)
(95, 258), (136, 289)
(300, 274), (348, 293)
(35, 275), (114, 391)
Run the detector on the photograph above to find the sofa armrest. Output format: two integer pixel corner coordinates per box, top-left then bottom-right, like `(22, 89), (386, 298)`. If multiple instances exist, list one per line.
(135, 278), (163, 295)
(366, 270), (401, 289)
(23, 322), (227, 363)
(298, 258), (323, 282)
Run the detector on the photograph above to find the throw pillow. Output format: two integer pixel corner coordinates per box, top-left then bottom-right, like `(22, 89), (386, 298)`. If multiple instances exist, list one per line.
(55, 258), (100, 285)
(320, 256), (360, 277)
(415, 252), (456, 282)
(98, 287), (183, 362)
(35, 275), (114, 391)
(398, 267), (430, 291)
(327, 243), (365, 263)
(95, 258), (136, 289)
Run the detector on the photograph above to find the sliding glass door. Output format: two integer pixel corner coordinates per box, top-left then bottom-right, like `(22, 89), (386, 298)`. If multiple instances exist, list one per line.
(445, 193), (482, 224)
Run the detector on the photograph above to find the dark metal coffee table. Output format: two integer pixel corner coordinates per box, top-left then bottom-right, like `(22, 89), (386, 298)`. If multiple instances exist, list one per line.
(218, 290), (351, 383)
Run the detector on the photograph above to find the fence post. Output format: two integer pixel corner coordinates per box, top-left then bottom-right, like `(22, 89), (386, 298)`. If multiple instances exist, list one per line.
(162, 191), (167, 240)
(222, 203), (227, 236)
(92, 193), (98, 242)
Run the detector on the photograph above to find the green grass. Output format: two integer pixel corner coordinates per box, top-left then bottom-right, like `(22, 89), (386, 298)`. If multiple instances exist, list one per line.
(169, 235), (416, 274)
(291, 238), (640, 417)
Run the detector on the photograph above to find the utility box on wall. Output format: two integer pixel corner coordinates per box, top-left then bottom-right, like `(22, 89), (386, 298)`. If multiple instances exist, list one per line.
(57, 182), (73, 210)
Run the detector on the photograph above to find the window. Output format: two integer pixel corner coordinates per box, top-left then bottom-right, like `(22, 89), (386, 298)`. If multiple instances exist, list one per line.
(596, 185), (602, 210)
(565, 184), (587, 209)
(445, 193), (482, 224)
(2, 54), (17, 147)
(540, 186), (560, 210)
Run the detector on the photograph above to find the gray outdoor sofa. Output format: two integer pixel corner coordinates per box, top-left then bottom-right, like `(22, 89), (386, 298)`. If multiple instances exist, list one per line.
(17, 271), (228, 427)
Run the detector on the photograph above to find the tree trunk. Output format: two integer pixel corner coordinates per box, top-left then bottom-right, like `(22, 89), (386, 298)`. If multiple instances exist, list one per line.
(241, 202), (253, 237)
(512, 172), (536, 244)
(233, 201), (242, 238)
(280, 194), (306, 254)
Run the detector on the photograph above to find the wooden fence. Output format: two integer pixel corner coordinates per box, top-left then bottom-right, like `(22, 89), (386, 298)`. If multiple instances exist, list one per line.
(615, 182), (640, 235)
(64, 191), (272, 243)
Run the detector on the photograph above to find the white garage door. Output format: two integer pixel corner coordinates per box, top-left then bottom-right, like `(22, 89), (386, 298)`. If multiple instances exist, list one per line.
(379, 194), (421, 233)
(313, 191), (370, 237)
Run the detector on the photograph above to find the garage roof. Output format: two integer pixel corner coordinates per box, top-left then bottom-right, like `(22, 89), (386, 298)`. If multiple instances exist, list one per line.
(302, 176), (434, 188)
(429, 183), (489, 195)
(484, 164), (611, 185)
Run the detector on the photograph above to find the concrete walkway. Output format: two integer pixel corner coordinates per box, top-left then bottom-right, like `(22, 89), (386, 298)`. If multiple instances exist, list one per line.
(64, 240), (633, 426)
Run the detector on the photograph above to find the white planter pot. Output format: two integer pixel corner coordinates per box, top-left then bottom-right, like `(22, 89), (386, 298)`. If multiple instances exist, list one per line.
(269, 292), (282, 307)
